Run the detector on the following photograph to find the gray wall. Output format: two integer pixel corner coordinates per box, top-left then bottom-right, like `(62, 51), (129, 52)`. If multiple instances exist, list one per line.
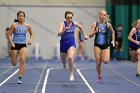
(0, 4), (104, 60)
(0, 0), (105, 5)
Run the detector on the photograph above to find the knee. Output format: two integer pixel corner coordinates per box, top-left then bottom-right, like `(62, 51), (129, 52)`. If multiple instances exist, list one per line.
(68, 57), (73, 62)
(95, 58), (101, 65)
(20, 62), (26, 67)
(137, 51), (140, 56)
(96, 62), (101, 66)
(137, 50), (140, 55)
(12, 64), (16, 66)
(11, 60), (17, 66)
(11, 62), (17, 66)
(103, 59), (110, 64)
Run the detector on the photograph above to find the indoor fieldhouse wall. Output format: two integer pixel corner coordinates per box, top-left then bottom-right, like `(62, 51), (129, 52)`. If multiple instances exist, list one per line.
(0, 4), (104, 59)
(0, 0), (105, 5)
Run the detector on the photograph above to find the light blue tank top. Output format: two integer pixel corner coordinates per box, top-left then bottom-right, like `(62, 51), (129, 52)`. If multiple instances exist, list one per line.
(13, 23), (27, 44)
(60, 21), (76, 44)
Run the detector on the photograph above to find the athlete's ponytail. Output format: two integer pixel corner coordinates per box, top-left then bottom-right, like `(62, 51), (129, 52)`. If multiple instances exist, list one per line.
(131, 19), (140, 27)
(14, 18), (18, 23)
(105, 15), (111, 22)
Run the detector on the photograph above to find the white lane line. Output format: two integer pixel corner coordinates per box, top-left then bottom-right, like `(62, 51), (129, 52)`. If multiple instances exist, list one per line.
(47, 82), (85, 85)
(0, 69), (19, 86)
(5, 81), (39, 84)
(106, 67), (140, 88)
(41, 67), (63, 93)
(34, 64), (47, 93)
(77, 68), (96, 93)
(0, 66), (13, 77)
(0, 66), (12, 68)
(42, 69), (50, 93)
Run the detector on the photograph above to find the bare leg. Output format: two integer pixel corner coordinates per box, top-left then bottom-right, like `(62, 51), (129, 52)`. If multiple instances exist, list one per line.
(137, 49), (140, 72)
(19, 47), (26, 77)
(102, 48), (110, 64)
(80, 42), (85, 60)
(60, 52), (67, 69)
(129, 50), (137, 63)
(11, 50), (18, 66)
(67, 47), (75, 75)
(94, 46), (102, 77)
(67, 46), (75, 81)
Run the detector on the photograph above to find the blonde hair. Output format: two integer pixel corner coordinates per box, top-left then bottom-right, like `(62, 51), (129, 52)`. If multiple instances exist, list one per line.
(99, 10), (111, 22)
(132, 19), (140, 27)
(106, 15), (111, 22)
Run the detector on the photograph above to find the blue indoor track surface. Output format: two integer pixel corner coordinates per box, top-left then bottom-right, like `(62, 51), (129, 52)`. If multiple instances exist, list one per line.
(0, 58), (140, 93)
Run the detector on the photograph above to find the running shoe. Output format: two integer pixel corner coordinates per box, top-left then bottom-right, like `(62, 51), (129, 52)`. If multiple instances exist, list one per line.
(136, 72), (140, 77)
(17, 77), (22, 84)
(70, 74), (74, 81)
(97, 77), (102, 83)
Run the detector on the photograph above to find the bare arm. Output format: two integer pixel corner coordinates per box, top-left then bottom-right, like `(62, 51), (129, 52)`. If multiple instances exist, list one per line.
(74, 22), (88, 40)
(5, 31), (9, 40)
(27, 24), (34, 45)
(128, 27), (139, 45)
(108, 23), (115, 46)
(58, 22), (69, 36)
(89, 22), (97, 38)
(8, 23), (16, 47)
(76, 29), (80, 42)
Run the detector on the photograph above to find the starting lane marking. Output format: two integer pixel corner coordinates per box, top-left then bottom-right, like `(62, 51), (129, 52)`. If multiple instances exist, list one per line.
(42, 67), (96, 93)
(34, 63), (47, 93)
(47, 82), (85, 85)
(77, 68), (96, 93)
(42, 68), (62, 93)
(0, 69), (19, 86)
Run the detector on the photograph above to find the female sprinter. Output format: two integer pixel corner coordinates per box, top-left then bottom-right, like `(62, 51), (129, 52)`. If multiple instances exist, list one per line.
(8, 11), (34, 84)
(129, 34), (137, 63)
(58, 11), (88, 81)
(128, 19), (140, 77)
(77, 22), (85, 61)
(5, 27), (11, 57)
(89, 10), (115, 83)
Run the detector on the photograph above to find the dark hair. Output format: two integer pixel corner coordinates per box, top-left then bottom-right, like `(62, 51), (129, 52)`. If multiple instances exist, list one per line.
(65, 11), (73, 18)
(17, 11), (25, 18)
(5, 27), (9, 31)
(14, 18), (19, 22)
(117, 24), (123, 27)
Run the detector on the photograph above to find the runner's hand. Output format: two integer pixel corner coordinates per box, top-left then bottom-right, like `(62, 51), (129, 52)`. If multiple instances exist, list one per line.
(84, 35), (88, 40)
(111, 41), (115, 47)
(11, 42), (15, 48)
(27, 40), (32, 45)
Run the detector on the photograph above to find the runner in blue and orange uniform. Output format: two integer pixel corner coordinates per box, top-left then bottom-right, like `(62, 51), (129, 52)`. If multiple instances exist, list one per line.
(77, 22), (85, 61)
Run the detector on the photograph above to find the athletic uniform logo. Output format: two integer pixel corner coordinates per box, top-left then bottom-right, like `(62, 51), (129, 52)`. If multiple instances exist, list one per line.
(16, 28), (27, 33)
(66, 27), (75, 32)
(95, 22), (109, 45)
